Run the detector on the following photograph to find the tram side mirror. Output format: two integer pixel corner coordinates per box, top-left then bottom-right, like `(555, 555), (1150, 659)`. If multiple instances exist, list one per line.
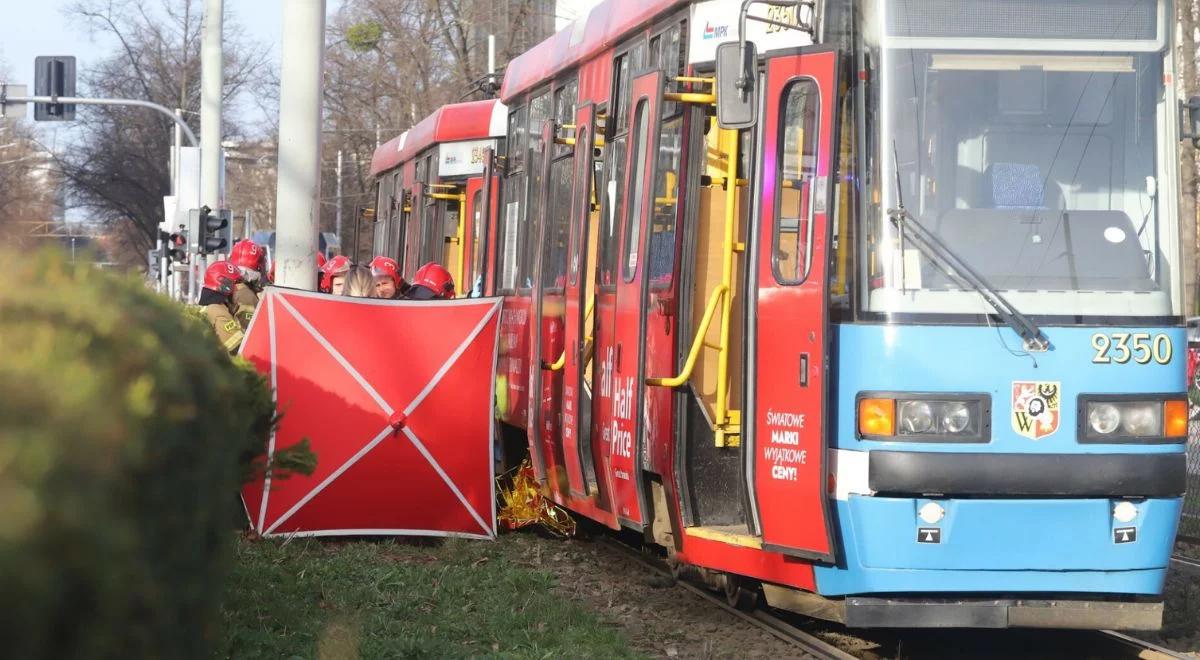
(1185, 96), (1200, 147)
(716, 41), (758, 130)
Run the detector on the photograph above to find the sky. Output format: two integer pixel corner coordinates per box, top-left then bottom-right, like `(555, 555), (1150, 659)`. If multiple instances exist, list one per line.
(0, 0), (343, 129)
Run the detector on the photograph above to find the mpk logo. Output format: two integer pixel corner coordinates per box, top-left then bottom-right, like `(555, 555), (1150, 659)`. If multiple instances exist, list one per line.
(1011, 381), (1061, 440)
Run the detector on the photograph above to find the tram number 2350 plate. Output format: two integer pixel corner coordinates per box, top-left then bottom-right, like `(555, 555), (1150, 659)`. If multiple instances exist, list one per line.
(1091, 333), (1173, 365)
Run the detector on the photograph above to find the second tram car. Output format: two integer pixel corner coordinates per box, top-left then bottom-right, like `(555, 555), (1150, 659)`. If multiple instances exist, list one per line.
(416, 0), (1187, 629)
(370, 99), (507, 295)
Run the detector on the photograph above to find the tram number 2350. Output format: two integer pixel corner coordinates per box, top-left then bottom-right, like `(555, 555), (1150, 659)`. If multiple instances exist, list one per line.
(1091, 333), (1173, 365)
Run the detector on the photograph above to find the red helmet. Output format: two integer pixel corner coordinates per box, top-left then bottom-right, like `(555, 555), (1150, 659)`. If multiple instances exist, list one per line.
(229, 239), (265, 272)
(203, 260), (242, 295)
(369, 256), (405, 288)
(319, 255), (353, 293)
(409, 262), (456, 300)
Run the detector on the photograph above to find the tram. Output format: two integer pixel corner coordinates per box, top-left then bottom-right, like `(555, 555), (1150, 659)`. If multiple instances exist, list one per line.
(369, 99), (507, 296)
(378, 0), (1190, 629)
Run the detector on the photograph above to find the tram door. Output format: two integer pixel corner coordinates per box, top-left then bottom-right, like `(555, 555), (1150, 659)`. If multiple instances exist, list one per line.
(463, 176), (484, 296)
(531, 120), (571, 493)
(559, 103), (599, 499)
(606, 70), (666, 528)
(749, 49), (837, 561)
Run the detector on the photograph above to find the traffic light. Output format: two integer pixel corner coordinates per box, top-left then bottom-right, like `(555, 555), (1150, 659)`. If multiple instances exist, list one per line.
(196, 206), (230, 254)
(33, 56), (76, 121)
(166, 226), (188, 263)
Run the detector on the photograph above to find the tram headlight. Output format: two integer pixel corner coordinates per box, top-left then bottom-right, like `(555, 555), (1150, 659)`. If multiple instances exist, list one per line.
(1120, 404), (1160, 436)
(941, 402), (972, 434)
(898, 401), (934, 434)
(1087, 403), (1121, 436)
(1081, 397), (1187, 443)
(896, 400), (982, 438)
(859, 394), (989, 442)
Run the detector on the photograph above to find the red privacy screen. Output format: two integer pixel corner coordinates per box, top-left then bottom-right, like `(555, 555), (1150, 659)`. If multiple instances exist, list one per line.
(240, 288), (502, 539)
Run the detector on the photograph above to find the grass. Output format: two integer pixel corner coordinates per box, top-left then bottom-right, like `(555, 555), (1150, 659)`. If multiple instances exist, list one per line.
(217, 535), (639, 659)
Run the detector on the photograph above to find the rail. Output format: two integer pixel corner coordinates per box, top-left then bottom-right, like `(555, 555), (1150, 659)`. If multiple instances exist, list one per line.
(597, 537), (855, 660)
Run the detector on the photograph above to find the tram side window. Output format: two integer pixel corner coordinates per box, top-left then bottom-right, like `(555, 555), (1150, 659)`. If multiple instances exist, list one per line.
(773, 80), (820, 285)
(499, 105), (528, 292)
(542, 81), (579, 292)
(599, 53), (632, 290)
(521, 92), (552, 290)
(470, 188), (484, 293)
(623, 100), (652, 282)
(569, 121), (594, 287)
(373, 179), (389, 256)
(648, 21), (687, 288)
(390, 171), (405, 261)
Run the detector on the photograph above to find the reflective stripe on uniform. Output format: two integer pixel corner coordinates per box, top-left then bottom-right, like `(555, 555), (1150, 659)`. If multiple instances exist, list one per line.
(223, 331), (245, 352)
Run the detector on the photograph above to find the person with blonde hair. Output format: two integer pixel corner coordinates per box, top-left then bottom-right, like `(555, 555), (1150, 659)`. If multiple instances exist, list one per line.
(341, 266), (376, 298)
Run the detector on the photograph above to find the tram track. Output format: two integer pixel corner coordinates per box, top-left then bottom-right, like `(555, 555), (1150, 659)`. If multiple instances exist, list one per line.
(595, 536), (857, 660)
(589, 534), (1193, 658)
(1170, 553), (1200, 575)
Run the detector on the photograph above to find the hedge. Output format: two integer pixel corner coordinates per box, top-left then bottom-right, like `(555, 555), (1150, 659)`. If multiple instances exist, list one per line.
(0, 250), (274, 659)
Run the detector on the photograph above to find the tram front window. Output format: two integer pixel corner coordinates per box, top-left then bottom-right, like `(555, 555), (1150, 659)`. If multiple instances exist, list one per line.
(864, 0), (1180, 319)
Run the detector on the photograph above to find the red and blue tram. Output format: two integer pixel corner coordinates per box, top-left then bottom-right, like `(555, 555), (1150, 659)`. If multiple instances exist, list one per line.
(377, 0), (1190, 630)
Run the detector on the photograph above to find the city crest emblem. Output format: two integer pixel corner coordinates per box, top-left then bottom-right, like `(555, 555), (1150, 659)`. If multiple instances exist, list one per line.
(1011, 381), (1061, 440)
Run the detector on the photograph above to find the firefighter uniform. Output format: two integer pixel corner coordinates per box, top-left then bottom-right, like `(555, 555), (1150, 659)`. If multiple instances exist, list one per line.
(200, 260), (246, 354)
(231, 281), (261, 329)
(205, 298), (245, 354)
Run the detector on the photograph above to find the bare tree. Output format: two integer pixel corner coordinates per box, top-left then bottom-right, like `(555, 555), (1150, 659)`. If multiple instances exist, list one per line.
(55, 0), (269, 263)
(321, 0), (555, 253)
(0, 58), (64, 249)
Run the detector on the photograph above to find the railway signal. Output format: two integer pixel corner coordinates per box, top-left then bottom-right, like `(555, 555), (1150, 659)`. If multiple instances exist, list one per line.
(33, 56), (76, 121)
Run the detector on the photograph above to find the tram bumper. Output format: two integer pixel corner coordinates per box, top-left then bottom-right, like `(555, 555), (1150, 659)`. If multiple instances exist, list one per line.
(761, 586), (1164, 630)
(841, 596), (1163, 630)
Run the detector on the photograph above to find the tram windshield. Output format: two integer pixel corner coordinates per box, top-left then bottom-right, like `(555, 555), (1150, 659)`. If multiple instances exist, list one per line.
(863, 0), (1180, 319)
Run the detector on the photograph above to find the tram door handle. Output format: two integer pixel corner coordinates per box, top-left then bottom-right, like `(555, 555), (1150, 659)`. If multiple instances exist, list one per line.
(799, 353), (809, 387)
(616, 343), (623, 372)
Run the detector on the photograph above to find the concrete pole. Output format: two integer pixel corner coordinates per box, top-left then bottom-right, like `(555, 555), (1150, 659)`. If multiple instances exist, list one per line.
(335, 149), (344, 242)
(274, 0), (326, 289)
(201, 0), (224, 211)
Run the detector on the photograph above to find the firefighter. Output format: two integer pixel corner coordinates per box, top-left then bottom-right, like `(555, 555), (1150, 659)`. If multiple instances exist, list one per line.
(404, 262), (456, 300)
(200, 260), (245, 354)
(229, 239), (266, 328)
(319, 255), (353, 295)
(369, 256), (408, 299)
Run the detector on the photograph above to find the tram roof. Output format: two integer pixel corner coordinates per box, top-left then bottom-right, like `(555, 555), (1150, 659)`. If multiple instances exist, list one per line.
(500, 0), (690, 103)
(370, 99), (507, 177)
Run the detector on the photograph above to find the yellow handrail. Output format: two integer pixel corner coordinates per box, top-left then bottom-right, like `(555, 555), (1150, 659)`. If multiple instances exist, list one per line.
(429, 191), (467, 287)
(714, 128), (740, 446)
(646, 285), (727, 387)
(546, 297), (595, 372)
(664, 91), (717, 105)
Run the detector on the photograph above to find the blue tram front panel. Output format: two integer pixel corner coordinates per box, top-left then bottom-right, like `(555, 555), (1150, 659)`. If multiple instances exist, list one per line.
(815, 324), (1185, 597)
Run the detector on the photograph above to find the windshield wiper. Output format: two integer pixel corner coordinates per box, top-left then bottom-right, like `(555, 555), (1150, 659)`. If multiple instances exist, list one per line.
(888, 143), (1049, 352)
(887, 204), (1050, 352)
